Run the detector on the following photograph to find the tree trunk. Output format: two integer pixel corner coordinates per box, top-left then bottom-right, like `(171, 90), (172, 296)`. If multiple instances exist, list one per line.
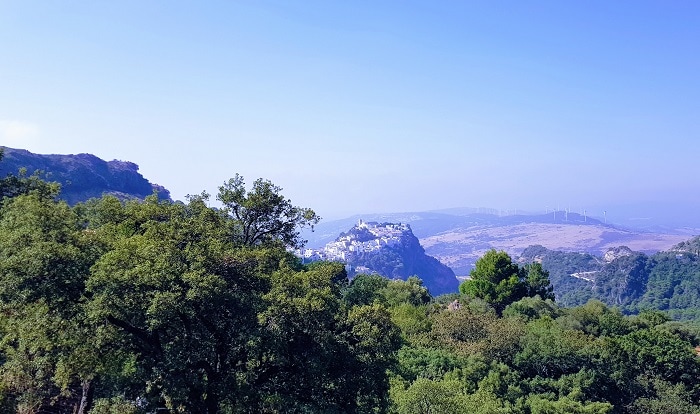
(76, 380), (94, 414)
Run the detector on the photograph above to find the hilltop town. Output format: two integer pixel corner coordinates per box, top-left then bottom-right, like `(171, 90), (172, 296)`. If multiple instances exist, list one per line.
(299, 220), (409, 262)
(296, 220), (459, 295)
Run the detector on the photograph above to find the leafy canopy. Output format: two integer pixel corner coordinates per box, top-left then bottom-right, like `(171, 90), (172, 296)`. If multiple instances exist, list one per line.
(459, 250), (554, 313)
(217, 174), (320, 249)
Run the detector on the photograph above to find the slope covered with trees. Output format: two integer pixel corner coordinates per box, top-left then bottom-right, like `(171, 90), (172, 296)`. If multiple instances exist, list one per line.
(521, 243), (700, 320)
(0, 153), (698, 413)
(368, 251), (700, 414)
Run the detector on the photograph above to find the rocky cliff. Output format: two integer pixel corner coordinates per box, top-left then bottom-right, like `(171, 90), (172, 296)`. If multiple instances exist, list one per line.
(0, 147), (170, 204)
(305, 221), (459, 295)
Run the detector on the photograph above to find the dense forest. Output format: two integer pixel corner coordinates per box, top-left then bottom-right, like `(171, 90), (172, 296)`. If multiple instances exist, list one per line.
(0, 151), (699, 413)
(521, 244), (700, 321)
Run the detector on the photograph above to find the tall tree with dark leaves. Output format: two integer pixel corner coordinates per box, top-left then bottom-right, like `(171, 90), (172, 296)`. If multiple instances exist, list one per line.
(217, 174), (320, 249)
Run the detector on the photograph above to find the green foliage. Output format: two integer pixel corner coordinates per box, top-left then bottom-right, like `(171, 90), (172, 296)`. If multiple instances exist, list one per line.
(0, 166), (61, 206)
(90, 396), (144, 414)
(526, 395), (613, 414)
(514, 317), (596, 378)
(395, 346), (473, 383)
(631, 251), (700, 321)
(0, 194), (88, 307)
(459, 250), (554, 313)
(609, 328), (700, 387)
(257, 262), (401, 412)
(86, 196), (266, 412)
(390, 253), (700, 414)
(634, 309), (672, 328)
(389, 304), (431, 339)
(0, 173), (405, 413)
(557, 300), (632, 337)
(382, 276), (431, 307)
(343, 273), (389, 307)
(655, 321), (700, 346)
(390, 377), (470, 414)
(0, 193), (105, 412)
(427, 305), (524, 363)
(503, 295), (561, 322)
(217, 174), (320, 248)
(522, 262), (555, 301)
(626, 378), (700, 414)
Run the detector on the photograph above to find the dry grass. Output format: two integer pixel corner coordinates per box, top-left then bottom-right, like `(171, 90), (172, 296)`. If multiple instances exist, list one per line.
(420, 222), (690, 273)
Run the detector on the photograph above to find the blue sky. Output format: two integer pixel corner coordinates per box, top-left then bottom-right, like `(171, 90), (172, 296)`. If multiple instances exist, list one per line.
(1, 1), (698, 220)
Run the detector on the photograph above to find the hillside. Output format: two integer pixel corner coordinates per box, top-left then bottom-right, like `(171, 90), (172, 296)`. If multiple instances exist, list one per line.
(520, 238), (700, 320)
(302, 220), (459, 295)
(0, 147), (170, 204)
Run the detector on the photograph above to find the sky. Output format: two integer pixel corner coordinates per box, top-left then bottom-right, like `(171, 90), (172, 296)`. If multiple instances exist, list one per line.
(1, 1), (699, 221)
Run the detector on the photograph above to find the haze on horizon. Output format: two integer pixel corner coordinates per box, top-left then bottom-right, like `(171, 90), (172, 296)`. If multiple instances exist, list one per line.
(1, 1), (698, 223)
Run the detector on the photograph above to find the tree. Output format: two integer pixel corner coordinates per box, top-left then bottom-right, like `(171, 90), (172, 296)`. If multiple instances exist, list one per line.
(503, 295), (561, 322)
(391, 377), (470, 414)
(521, 262), (555, 301)
(514, 317), (596, 378)
(0, 194), (104, 413)
(382, 276), (431, 308)
(346, 303), (404, 411)
(343, 273), (389, 308)
(627, 378), (700, 414)
(83, 193), (401, 413)
(609, 328), (700, 387)
(255, 262), (401, 412)
(428, 306), (524, 362)
(558, 300), (631, 337)
(217, 174), (320, 249)
(527, 395), (612, 414)
(86, 196), (270, 413)
(460, 250), (553, 313)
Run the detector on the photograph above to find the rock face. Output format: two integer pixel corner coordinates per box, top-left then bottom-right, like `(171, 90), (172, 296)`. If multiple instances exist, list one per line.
(603, 246), (634, 263)
(303, 220), (459, 295)
(0, 147), (170, 204)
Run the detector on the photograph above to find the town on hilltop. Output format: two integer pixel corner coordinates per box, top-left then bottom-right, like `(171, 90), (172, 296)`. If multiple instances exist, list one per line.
(298, 220), (410, 262)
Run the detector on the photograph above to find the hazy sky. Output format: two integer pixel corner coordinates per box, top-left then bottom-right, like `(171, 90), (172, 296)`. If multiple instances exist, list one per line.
(1, 1), (698, 220)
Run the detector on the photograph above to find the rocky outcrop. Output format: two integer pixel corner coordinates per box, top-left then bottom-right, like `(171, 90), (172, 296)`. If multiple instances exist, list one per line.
(603, 246), (634, 263)
(0, 147), (170, 204)
(305, 221), (459, 295)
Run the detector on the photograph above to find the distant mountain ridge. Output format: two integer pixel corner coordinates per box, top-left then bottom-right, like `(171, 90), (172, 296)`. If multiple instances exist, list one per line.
(0, 147), (170, 204)
(301, 220), (459, 295)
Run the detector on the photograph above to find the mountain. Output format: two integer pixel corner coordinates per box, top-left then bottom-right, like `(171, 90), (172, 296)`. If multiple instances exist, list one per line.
(520, 237), (700, 321)
(303, 211), (692, 277)
(302, 220), (459, 295)
(0, 147), (170, 204)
